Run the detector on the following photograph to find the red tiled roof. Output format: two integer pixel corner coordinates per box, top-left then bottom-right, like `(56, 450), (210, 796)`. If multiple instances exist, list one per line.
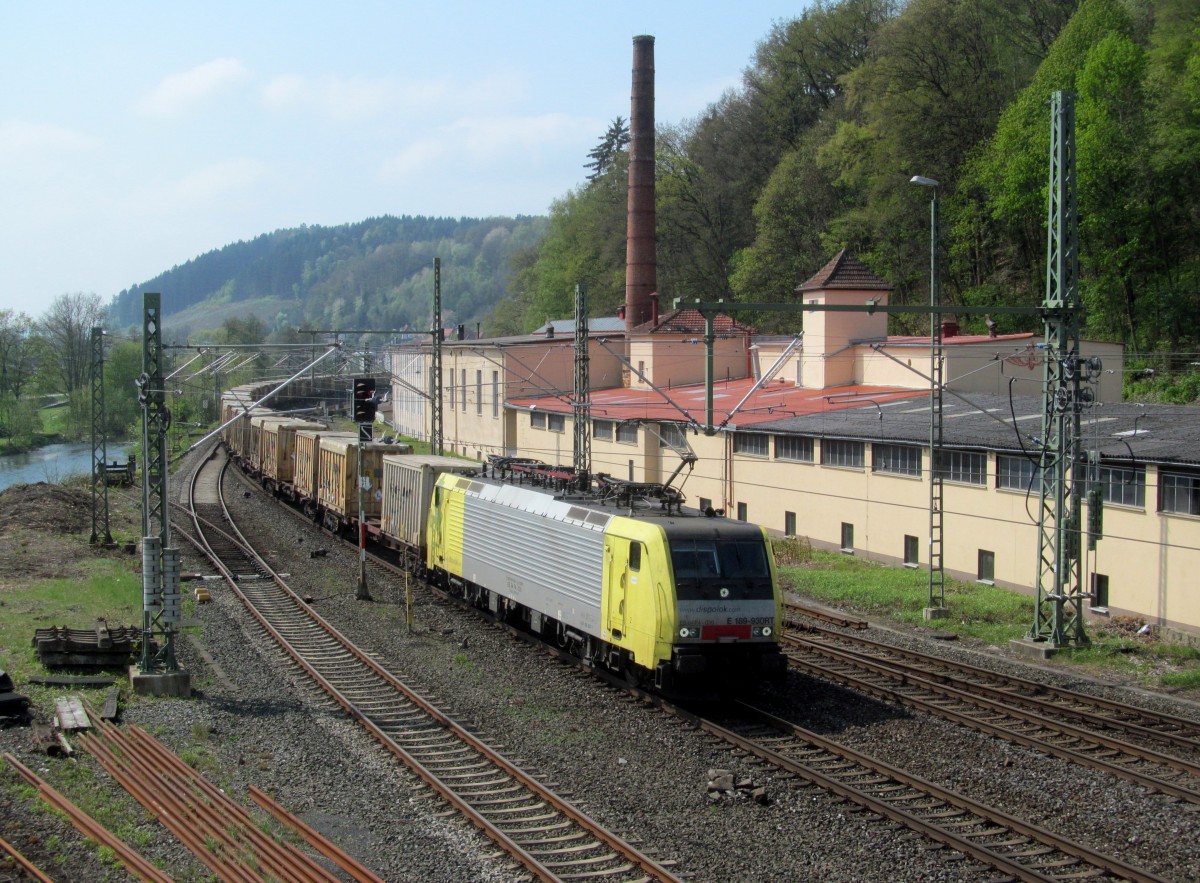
(630, 307), (754, 336)
(510, 377), (918, 428)
(885, 332), (1035, 346)
(797, 249), (893, 292)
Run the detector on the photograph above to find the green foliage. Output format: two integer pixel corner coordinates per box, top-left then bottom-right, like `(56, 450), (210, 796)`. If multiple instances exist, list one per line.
(491, 160), (628, 332)
(0, 558), (142, 684)
(109, 216), (546, 342)
(1124, 365), (1200, 402)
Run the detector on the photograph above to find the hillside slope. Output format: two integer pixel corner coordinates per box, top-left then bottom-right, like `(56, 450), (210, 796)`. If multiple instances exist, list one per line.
(108, 215), (547, 339)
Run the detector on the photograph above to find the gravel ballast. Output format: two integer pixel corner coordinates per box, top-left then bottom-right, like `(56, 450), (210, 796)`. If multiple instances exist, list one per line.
(3, 456), (1199, 881)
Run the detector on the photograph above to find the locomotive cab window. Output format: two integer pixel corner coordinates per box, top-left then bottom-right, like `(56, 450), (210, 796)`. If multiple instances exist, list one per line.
(629, 541), (642, 572)
(670, 537), (772, 600)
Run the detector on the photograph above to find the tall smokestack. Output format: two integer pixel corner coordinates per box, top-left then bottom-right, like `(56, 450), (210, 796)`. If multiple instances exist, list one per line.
(625, 34), (656, 334)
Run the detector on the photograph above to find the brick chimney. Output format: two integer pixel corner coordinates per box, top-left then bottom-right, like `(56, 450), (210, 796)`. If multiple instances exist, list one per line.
(625, 35), (656, 334)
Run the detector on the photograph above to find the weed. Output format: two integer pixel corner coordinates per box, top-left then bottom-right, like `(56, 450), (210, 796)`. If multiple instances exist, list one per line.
(779, 547), (1200, 688)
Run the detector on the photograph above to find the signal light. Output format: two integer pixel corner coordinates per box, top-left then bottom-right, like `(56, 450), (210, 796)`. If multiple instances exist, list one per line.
(352, 376), (377, 424)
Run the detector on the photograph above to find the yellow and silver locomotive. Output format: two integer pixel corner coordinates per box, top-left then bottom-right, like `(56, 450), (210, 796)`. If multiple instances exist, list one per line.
(426, 471), (785, 696)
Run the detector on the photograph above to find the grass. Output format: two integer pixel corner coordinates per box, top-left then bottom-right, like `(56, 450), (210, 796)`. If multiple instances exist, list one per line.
(777, 544), (1200, 691)
(0, 558), (144, 687)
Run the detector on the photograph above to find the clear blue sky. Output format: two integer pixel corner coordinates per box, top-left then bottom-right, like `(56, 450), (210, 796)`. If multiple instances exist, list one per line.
(0, 1), (808, 318)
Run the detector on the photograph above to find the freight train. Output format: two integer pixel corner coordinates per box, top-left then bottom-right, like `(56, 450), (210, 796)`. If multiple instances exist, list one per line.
(220, 383), (786, 696)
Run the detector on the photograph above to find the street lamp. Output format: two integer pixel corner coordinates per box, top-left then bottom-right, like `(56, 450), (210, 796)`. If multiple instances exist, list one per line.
(910, 174), (946, 616)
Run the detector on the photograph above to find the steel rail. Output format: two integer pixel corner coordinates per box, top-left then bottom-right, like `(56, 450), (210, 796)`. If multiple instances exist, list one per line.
(212, 444), (1173, 882)
(782, 633), (1200, 804)
(2, 753), (176, 883)
(787, 612), (1200, 753)
(246, 786), (387, 883)
(664, 704), (1166, 883)
(186, 449), (679, 883)
(0, 834), (55, 883)
(81, 719), (340, 883)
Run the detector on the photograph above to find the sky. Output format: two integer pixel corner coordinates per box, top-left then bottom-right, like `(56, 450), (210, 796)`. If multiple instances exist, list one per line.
(0, 1), (809, 319)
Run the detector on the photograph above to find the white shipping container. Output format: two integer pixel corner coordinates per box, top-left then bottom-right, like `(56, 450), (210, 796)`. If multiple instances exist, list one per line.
(380, 455), (482, 550)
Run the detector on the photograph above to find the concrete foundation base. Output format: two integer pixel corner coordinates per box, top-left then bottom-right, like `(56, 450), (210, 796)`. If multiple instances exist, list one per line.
(1008, 639), (1059, 661)
(129, 666), (192, 697)
(923, 606), (950, 621)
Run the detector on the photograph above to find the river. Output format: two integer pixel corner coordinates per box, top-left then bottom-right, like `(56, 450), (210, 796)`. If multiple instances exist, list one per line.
(0, 442), (131, 493)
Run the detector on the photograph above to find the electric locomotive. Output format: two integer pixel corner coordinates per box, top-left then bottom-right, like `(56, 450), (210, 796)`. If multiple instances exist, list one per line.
(426, 471), (786, 697)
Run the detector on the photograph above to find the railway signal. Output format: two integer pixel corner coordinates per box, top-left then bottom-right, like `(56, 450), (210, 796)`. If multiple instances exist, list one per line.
(352, 376), (377, 425)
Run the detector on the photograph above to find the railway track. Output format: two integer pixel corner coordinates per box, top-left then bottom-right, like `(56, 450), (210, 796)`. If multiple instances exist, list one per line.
(783, 609), (1200, 805)
(659, 698), (1168, 883)
(204, 447), (1189, 880)
(184, 447), (680, 883)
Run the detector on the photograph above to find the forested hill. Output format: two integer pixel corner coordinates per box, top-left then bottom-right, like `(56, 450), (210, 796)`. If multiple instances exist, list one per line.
(108, 215), (547, 339)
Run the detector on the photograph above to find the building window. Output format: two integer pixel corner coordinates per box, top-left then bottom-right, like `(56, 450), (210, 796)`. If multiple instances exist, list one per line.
(530, 411), (546, 430)
(659, 423), (686, 449)
(616, 422), (639, 444)
(1159, 471), (1200, 515)
(733, 432), (770, 457)
(840, 522), (854, 553)
(593, 419), (614, 441)
(775, 435), (814, 462)
(737, 502), (748, 521)
(785, 511), (796, 536)
(872, 443), (922, 477)
(937, 450), (987, 486)
(822, 440), (865, 469)
(461, 369), (467, 412)
(997, 454), (1041, 491)
(904, 535), (919, 567)
(492, 371), (499, 418)
(1098, 464), (1145, 508)
(476, 370), (483, 415)
(628, 459), (634, 481)
(449, 376), (455, 410)
(978, 549), (995, 583)
(548, 414), (565, 433)
(1091, 573), (1109, 609)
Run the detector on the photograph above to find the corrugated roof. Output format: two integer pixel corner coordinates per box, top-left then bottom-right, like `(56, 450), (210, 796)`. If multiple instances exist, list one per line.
(511, 381), (1200, 467)
(751, 394), (1200, 466)
(631, 308), (754, 336)
(535, 317), (626, 334)
(796, 249), (893, 292)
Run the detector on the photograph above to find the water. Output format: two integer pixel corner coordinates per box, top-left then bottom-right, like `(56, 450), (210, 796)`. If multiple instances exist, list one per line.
(0, 442), (131, 492)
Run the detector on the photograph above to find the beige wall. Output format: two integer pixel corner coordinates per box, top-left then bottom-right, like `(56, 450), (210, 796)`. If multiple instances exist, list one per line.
(799, 289), (889, 388)
(530, 415), (1200, 639)
(862, 339), (1125, 403)
(629, 335), (748, 390)
(388, 338), (625, 458)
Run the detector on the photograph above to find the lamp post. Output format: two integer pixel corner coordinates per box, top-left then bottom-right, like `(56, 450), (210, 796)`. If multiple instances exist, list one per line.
(910, 175), (946, 617)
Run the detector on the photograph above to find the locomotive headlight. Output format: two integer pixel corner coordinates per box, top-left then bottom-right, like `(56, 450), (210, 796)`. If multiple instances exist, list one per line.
(679, 627), (698, 638)
(679, 627), (689, 638)
(762, 625), (772, 637)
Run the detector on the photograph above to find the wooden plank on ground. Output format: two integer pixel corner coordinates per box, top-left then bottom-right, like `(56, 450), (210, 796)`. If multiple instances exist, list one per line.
(100, 688), (119, 722)
(28, 675), (116, 687)
(54, 697), (90, 731)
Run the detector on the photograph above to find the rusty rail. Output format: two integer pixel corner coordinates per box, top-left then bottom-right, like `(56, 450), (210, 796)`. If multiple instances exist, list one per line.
(2, 752), (174, 883)
(80, 718), (344, 883)
(0, 834), (56, 883)
(247, 787), (386, 883)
